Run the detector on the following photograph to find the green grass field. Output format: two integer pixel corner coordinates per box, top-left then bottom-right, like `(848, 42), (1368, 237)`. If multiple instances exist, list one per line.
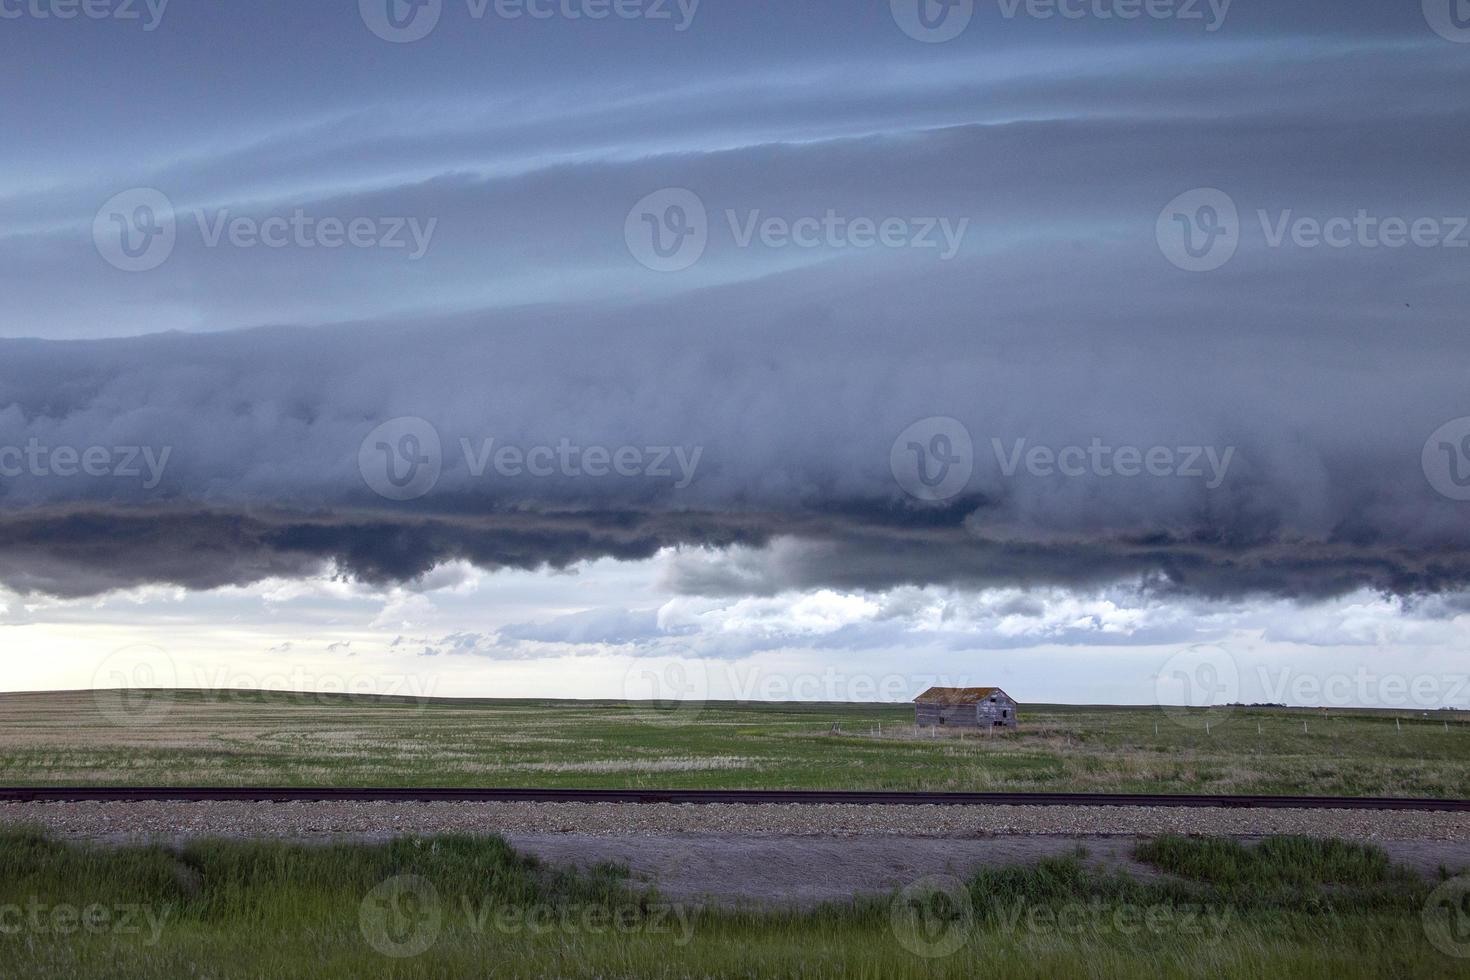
(0, 828), (1465, 979)
(1, 689), (1468, 796)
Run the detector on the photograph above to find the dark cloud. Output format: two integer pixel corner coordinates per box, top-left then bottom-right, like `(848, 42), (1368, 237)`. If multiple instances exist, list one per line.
(1, 497), (1467, 603)
(4, 183), (1470, 601)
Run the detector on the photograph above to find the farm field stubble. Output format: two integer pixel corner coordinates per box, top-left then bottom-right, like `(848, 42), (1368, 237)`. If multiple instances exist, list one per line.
(0, 691), (1467, 797)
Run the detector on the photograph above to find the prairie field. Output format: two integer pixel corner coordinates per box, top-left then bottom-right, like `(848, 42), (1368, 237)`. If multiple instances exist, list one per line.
(1, 690), (1467, 797)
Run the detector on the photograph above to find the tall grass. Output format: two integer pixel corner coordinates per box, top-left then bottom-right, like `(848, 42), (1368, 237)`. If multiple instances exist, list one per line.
(1133, 835), (1427, 911)
(1135, 835), (1408, 887)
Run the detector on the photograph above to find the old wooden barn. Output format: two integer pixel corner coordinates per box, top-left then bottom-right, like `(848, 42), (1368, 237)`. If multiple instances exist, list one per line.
(913, 687), (1018, 729)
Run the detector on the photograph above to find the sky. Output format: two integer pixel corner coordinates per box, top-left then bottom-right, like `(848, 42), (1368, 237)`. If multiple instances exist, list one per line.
(2, 0), (1470, 711)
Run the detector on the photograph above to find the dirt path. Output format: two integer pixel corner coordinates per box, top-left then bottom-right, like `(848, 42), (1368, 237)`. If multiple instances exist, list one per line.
(503, 833), (1470, 908)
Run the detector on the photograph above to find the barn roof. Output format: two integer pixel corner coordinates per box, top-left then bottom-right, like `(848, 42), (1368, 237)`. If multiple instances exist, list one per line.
(913, 686), (1008, 704)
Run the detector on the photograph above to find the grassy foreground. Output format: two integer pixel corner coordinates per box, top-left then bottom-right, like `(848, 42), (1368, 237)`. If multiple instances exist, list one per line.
(1, 689), (1468, 797)
(0, 829), (1465, 979)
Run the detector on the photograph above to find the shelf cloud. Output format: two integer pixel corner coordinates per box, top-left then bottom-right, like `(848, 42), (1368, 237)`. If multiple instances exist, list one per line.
(4, 5), (1469, 612)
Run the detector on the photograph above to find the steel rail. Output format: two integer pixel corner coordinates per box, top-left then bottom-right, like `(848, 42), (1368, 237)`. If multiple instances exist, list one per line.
(1, 788), (1467, 811)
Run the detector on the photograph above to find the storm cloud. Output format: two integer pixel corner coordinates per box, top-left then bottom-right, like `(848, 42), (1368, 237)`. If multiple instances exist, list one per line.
(2, 257), (1468, 601)
(3, 3), (1469, 604)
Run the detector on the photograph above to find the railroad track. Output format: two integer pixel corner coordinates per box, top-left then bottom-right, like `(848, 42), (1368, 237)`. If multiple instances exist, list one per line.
(1, 788), (1467, 811)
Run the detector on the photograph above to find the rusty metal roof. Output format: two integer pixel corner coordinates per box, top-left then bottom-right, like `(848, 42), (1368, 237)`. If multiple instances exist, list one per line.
(913, 686), (1007, 704)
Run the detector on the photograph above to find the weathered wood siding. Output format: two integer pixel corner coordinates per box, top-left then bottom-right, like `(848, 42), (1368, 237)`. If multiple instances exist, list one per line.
(914, 704), (978, 727)
(975, 693), (1018, 728)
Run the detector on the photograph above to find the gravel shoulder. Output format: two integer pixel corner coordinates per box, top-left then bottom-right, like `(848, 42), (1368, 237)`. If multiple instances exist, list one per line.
(504, 833), (1470, 906)
(4, 801), (1468, 907)
(512, 833), (1169, 907)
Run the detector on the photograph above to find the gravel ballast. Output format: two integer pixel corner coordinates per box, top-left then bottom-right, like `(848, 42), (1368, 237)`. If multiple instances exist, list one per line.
(2, 800), (1468, 843)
